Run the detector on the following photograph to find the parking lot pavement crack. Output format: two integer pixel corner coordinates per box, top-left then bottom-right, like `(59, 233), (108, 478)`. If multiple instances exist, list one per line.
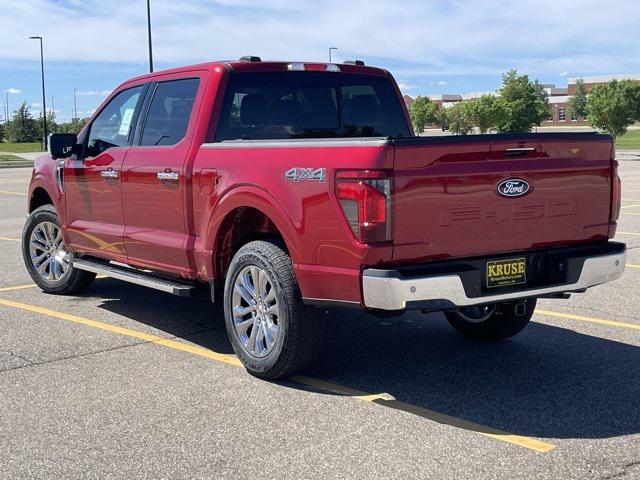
(0, 327), (219, 375)
(600, 460), (640, 479)
(0, 349), (33, 366)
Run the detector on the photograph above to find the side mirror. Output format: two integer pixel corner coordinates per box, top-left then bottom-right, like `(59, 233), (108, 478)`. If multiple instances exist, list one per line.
(50, 133), (78, 159)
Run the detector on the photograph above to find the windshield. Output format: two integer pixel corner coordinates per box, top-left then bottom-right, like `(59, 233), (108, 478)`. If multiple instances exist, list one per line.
(214, 71), (410, 141)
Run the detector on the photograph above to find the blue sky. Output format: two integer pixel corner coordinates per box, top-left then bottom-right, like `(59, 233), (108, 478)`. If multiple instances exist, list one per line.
(1, 0), (639, 122)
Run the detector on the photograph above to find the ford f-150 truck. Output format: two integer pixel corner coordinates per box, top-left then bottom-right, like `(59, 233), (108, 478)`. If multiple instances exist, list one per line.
(22, 57), (626, 379)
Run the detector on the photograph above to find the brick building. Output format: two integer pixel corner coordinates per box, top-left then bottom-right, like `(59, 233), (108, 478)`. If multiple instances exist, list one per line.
(403, 74), (640, 127)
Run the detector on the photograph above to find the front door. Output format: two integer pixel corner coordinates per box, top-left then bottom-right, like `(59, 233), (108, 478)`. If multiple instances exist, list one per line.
(121, 76), (202, 277)
(63, 85), (145, 263)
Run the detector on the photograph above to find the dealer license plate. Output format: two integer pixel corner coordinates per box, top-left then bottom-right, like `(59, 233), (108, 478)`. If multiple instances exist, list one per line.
(486, 257), (527, 288)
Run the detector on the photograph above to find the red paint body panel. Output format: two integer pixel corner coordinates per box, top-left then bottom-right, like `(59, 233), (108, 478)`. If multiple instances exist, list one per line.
(392, 137), (613, 264)
(27, 60), (617, 306)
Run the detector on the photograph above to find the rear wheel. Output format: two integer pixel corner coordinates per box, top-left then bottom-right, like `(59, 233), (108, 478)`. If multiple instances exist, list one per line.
(21, 205), (96, 294)
(444, 298), (536, 340)
(223, 240), (324, 379)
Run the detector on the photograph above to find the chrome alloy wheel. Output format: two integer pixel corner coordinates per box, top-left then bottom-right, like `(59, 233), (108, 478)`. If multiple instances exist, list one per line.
(231, 265), (280, 358)
(29, 221), (70, 282)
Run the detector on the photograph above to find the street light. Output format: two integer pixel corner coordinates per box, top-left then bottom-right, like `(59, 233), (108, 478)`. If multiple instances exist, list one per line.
(73, 88), (78, 121)
(29, 35), (48, 150)
(146, 0), (154, 72)
(329, 47), (338, 63)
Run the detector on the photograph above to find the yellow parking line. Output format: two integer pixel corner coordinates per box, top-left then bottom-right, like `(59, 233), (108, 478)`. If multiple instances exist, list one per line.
(0, 237), (20, 242)
(292, 375), (554, 452)
(0, 297), (554, 453)
(0, 283), (37, 292)
(536, 309), (640, 331)
(621, 204), (640, 209)
(626, 264), (640, 269)
(617, 231), (640, 236)
(0, 190), (26, 196)
(622, 212), (640, 216)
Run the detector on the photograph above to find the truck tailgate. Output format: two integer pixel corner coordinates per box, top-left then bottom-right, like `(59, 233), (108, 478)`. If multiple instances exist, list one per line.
(391, 134), (614, 263)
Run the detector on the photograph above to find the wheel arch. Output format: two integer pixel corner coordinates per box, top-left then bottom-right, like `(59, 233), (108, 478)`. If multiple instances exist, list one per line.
(29, 186), (55, 213)
(204, 187), (302, 283)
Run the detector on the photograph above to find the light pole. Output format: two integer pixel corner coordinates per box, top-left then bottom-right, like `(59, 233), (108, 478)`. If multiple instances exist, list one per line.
(329, 47), (338, 63)
(146, 0), (154, 72)
(73, 88), (78, 121)
(29, 35), (47, 150)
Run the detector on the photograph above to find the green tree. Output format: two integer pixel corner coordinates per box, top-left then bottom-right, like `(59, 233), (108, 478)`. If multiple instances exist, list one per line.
(37, 110), (58, 141)
(0, 122), (4, 143)
(56, 117), (88, 135)
(587, 79), (640, 137)
(410, 96), (437, 134)
(567, 78), (588, 120)
(5, 102), (39, 143)
(496, 70), (551, 132)
(432, 107), (449, 130)
(466, 95), (507, 133)
(447, 102), (474, 135)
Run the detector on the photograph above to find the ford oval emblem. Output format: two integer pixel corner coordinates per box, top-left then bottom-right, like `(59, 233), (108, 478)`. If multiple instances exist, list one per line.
(497, 178), (530, 197)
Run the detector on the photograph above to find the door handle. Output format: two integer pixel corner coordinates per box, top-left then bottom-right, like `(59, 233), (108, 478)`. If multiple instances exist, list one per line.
(157, 170), (179, 181)
(100, 168), (119, 179)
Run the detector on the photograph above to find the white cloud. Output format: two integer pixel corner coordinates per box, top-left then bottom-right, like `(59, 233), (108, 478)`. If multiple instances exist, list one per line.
(436, 80), (447, 86)
(559, 71), (569, 77)
(76, 90), (110, 96)
(30, 102), (41, 108)
(0, 0), (638, 79)
(5, 87), (21, 94)
(396, 80), (415, 92)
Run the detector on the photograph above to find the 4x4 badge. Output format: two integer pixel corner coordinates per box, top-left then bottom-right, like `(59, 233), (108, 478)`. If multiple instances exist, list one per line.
(285, 167), (326, 182)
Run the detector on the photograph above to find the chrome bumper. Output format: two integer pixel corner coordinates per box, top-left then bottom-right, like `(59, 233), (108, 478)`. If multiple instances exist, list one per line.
(362, 249), (626, 311)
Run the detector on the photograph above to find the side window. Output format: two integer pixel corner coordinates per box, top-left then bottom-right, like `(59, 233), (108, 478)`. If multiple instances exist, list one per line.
(140, 78), (200, 146)
(86, 86), (143, 157)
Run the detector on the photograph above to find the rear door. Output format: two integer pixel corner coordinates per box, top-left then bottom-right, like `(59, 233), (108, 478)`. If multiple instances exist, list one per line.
(63, 85), (146, 262)
(391, 134), (613, 263)
(121, 75), (203, 276)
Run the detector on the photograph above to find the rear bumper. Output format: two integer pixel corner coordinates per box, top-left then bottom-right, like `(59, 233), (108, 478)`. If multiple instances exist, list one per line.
(362, 242), (626, 311)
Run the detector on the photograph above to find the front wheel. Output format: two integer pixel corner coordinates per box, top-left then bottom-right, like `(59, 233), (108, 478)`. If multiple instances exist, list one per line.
(444, 298), (536, 340)
(223, 240), (324, 379)
(21, 205), (96, 294)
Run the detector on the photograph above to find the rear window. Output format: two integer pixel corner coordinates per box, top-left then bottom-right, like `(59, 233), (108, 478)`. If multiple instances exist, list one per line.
(214, 72), (410, 141)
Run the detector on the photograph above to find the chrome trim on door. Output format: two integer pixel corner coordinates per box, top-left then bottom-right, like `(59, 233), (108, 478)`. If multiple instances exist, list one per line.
(100, 168), (118, 179)
(157, 171), (179, 181)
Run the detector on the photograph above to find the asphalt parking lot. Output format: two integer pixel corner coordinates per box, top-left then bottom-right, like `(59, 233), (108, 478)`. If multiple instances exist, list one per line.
(1, 161), (640, 479)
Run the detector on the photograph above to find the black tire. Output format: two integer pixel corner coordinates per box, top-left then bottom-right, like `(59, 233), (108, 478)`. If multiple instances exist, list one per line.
(444, 298), (536, 341)
(223, 240), (324, 379)
(21, 205), (96, 294)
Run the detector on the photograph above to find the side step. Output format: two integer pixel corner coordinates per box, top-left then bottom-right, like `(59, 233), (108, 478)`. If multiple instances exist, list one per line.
(72, 258), (195, 297)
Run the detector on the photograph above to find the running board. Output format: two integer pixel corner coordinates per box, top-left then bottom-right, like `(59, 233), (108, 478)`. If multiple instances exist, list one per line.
(72, 258), (194, 297)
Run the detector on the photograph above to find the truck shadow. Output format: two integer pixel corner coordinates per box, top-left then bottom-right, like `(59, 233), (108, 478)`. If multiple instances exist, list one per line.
(86, 278), (640, 441)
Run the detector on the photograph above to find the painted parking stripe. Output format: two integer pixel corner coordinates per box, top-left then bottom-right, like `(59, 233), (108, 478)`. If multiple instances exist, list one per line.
(620, 204), (640, 209)
(0, 297), (554, 453)
(536, 309), (640, 331)
(0, 190), (27, 196)
(0, 283), (38, 293)
(0, 237), (20, 242)
(617, 231), (640, 236)
(626, 264), (640, 269)
(292, 375), (554, 452)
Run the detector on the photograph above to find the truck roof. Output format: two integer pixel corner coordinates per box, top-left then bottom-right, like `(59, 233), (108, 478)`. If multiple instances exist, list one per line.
(124, 60), (389, 84)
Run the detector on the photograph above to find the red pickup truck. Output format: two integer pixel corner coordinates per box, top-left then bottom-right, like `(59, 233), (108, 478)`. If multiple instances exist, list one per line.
(23, 58), (626, 379)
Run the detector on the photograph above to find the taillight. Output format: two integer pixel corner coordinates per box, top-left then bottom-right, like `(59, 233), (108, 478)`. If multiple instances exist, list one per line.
(612, 160), (621, 221)
(336, 170), (392, 243)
